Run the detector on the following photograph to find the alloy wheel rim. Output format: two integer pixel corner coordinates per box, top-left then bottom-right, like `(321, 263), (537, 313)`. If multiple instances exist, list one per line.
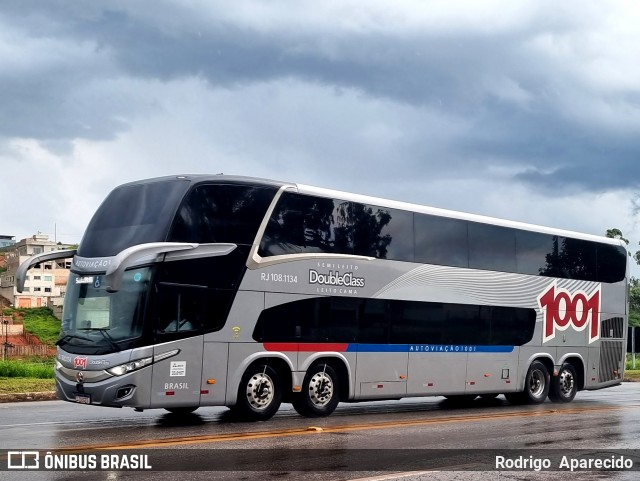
(308, 372), (333, 407)
(246, 373), (274, 410)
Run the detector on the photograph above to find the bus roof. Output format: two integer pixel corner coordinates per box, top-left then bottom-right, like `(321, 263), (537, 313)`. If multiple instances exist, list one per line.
(295, 183), (625, 248)
(124, 174), (625, 248)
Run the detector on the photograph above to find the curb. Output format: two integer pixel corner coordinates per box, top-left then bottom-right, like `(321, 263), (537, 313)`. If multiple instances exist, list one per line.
(0, 392), (57, 403)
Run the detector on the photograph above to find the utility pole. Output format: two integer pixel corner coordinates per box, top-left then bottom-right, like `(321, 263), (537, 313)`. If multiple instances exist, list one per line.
(2, 319), (14, 361)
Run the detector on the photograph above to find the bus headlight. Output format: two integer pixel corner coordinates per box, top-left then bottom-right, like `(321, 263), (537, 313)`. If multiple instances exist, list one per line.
(107, 357), (153, 376)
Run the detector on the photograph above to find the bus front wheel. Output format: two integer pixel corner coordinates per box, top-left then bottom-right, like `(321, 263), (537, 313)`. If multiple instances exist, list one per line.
(292, 363), (340, 418)
(548, 363), (577, 403)
(233, 364), (282, 421)
(505, 361), (550, 405)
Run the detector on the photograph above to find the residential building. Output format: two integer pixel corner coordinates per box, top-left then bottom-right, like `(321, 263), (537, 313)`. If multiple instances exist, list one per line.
(0, 235), (15, 248)
(0, 234), (73, 309)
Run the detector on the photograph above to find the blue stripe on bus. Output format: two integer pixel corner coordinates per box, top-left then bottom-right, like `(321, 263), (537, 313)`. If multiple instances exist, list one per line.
(345, 344), (514, 353)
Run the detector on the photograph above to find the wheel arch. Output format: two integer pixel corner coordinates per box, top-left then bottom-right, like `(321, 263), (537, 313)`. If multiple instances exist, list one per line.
(227, 352), (294, 406)
(300, 354), (352, 402)
(557, 354), (586, 391)
(521, 353), (554, 390)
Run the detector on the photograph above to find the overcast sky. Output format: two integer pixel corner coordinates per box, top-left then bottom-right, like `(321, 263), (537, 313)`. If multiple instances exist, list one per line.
(2, 1), (640, 265)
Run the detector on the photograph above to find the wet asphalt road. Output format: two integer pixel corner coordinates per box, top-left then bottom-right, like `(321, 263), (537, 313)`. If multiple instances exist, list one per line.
(2, 383), (640, 480)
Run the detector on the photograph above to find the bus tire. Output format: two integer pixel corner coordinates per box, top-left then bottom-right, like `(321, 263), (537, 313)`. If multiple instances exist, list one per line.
(164, 406), (198, 415)
(233, 364), (282, 421)
(548, 363), (577, 403)
(506, 361), (550, 405)
(292, 363), (340, 418)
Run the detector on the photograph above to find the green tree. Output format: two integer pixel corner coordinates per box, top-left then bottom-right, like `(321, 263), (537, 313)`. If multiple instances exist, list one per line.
(607, 228), (640, 327)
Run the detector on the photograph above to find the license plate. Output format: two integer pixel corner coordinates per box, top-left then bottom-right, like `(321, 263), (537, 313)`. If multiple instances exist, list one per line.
(74, 393), (91, 405)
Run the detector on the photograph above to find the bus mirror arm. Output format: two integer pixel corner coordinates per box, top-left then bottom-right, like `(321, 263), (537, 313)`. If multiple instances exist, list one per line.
(16, 249), (77, 293)
(104, 242), (199, 293)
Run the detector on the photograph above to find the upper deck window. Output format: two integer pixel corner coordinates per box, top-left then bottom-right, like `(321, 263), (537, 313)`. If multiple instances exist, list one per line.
(168, 184), (277, 245)
(78, 180), (189, 258)
(258, 191), (626, 283)
(259, 192), (413, 261)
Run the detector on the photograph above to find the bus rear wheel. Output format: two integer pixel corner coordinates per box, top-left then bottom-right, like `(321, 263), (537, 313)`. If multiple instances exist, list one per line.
(233, 364), (282, 421)
(505, 361), (550, 405)
(548, 363), (577, 403)
(292, 363), (340, 418)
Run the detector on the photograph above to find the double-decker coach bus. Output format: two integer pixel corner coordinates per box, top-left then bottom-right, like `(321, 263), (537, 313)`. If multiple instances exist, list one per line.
(17, 175), (628, 421)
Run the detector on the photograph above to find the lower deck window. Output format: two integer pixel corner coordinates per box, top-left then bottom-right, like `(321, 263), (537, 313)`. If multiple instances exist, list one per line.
(253, 297), (535, 345)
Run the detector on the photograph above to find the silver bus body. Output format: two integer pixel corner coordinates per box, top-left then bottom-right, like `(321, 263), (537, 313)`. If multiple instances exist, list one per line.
(19, 175), (628, 419)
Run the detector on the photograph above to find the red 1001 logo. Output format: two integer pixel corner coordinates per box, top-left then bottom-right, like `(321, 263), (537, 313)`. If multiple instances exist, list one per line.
(537, 282), (601, 344)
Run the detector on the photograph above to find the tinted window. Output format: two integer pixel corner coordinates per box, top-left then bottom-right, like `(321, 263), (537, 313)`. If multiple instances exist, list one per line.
(170, 184), (276, 244)
(469, 223), (516, 272)
(597, 244), (627, 283)
(414, 215), (468, 267)
(153, 283), (232, 340)
(79, 180), (189, 257)
(260, 193), (414, 260)
(389, 301), (446, 344)
(516, 231), (559, 276)
(353, 204), (414, 261)
(259, 192), (625, 284)
(318, 297), (359, 342)
(543, 237), (597, 280)
(254, 296), (535, 346)
(358, 299), (389, 343)
(157, 246), (250, 290)
(259, 192), (352, 256)
(155, 284), (205, 339)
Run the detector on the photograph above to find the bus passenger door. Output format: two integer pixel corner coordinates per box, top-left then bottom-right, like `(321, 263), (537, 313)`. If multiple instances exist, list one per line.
(150, 283), (205, 409)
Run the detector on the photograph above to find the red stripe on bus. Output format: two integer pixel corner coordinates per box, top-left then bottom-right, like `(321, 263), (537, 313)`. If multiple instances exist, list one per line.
(263, 343), (349, 352)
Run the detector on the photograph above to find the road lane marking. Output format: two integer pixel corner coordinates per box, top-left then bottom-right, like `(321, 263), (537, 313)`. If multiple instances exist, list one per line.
(346, 471), (439, 481)
(49, 403), (637, 451)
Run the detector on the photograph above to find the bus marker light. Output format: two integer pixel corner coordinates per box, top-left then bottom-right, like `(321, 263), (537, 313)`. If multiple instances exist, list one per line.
(399, 375), (406, 379)
(166, 391), (175, 396)
(468, 381), (475, 385)
(428, 383), (434, 387)
(293, 385), (301, 392)
(201, 390), (209, 395)
(207, 379), (216, 385)
(484, 373), (491, 378)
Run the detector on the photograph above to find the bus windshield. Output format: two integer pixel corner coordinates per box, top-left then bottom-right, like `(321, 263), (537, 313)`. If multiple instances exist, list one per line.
(78, 179), (190, 258)
(59, 268), (152, 354)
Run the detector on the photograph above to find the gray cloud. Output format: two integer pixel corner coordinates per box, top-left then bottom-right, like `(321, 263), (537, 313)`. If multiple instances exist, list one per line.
(1, 0), (639, 203)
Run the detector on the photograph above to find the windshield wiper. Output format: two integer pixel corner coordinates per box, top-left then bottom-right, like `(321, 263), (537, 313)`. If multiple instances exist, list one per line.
(78, 328), (121, 352)
(56, 333), (94, 346)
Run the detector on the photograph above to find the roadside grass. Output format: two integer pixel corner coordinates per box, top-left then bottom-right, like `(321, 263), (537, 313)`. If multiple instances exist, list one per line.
(0, 377), (55, 394)
(0, 359), (54, 378)
(624, 370), (640, 382)
(0, 358), (55, 394)
(16, 307), (61, 346)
